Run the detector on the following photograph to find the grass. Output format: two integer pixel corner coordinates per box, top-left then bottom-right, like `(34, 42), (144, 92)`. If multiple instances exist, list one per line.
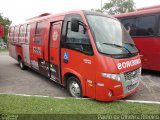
(0, 94), (160, 120)
(0, 48), (8, 52)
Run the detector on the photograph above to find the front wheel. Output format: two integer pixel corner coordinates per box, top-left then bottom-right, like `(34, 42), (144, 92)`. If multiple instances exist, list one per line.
(67, 76), (82, 98)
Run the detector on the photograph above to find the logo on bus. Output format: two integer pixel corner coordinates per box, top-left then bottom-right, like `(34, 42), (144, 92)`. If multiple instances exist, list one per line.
(64, 52), (69, 61)
(33, 47), (41, 55)
(53, 31), (58, 41)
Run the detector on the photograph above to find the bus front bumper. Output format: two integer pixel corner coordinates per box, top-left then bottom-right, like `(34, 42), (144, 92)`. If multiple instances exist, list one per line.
(95, 81), (139, 102)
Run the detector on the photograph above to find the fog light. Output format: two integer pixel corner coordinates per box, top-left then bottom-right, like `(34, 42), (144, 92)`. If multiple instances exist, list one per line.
(108, 91), (113, 97)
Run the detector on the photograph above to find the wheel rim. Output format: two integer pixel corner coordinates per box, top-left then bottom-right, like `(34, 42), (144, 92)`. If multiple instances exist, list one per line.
(69, 81), (81, 97)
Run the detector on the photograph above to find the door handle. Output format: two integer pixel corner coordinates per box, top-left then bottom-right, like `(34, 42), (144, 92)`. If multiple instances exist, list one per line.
(51, 56), (54, 60)
(64, 59), (68, 63)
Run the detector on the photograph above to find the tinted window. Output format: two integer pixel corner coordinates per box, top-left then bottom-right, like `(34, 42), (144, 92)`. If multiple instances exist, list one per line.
(9, 27), (14, 42)
(14, 26), (20, 42)
(158, 16), (160, 36)
(27, 24), (31, 32)
(34, 22), (43, 44)
(136, 16), (156, 36)
(122, 18), (136, 36)
(25, 24), (31, 44)
(19, 24), (27, 43)
(9, 27), (14, 36)
(65, 22), (93, 55)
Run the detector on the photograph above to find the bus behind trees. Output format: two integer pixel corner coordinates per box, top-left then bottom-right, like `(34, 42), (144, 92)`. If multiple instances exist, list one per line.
(114, 5), (160, 71)
(8, 10), (141, 101)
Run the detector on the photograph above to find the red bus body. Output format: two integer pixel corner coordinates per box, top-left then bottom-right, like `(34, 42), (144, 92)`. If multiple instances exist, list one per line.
(8, 10), (141, 101)
(0, 24), (4, 37)
(114, 6), (160, 71)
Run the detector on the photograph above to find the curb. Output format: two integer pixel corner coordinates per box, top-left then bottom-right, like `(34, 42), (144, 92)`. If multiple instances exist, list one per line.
(0, 93), (90, 99)
(1, 93), (160, 104)
(117, 100), (160, 104)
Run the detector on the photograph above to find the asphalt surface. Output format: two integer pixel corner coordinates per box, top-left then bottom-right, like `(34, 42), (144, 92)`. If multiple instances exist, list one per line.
(0, 52), (69, 97)
(0, 52), (160, 101)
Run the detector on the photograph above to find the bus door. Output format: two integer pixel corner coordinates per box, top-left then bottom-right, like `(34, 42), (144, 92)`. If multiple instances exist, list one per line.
(30, 22), (45, 72)
(49, 21), (62, 83)
(61, 14), (96, 98)
(22, 24), (31, 66)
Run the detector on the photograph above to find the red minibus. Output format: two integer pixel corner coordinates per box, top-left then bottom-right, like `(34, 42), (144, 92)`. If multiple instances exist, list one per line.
(8, 10), (141, 101)
(114, 5), (160, 71)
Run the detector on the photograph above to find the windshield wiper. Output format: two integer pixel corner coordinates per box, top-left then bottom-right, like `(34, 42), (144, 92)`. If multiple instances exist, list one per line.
(103, 43), (122, 48)
(103, 42), (133, 55)
(123, 42), (136, 47)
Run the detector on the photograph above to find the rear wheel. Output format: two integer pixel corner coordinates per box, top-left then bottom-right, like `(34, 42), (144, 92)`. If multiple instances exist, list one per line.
(67, 76), (82, 98)
(18, 57), (25, 70)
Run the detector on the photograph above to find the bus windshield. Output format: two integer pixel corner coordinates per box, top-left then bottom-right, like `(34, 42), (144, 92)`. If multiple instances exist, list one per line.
(86, 15), (138, 58)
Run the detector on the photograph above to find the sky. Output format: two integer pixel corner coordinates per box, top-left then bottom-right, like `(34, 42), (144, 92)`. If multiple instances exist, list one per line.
(0, 0), (160, 25)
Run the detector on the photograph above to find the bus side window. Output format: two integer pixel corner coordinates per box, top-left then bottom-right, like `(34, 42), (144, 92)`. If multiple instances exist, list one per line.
(122, 18), (136, 36)
(25, 24), (31, 44)
(34, 22), (43, 44)
(136, 15), (156, 36)
(65, 21), (93, 55)
(9, 27), (15, 42)
(158, 16), (160, 36)
(19, 24), (27, 43)
(13, 26), (20, 43)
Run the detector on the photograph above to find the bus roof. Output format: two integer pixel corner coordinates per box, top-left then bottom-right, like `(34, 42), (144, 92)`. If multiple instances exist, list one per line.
(137, 5), (160, 11)
(26, 13), (52, 21)
(26, 10), (115, 22)
(114, 5), (160, 18)
(83, 10), (115, 19)
(25, 10), (84, 23)
(10, 10), (116, 26)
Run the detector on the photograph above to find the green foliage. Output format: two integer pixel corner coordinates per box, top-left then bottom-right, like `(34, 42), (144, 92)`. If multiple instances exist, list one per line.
(0, 48), (8, 51)
(0, 13), (12, 43)
(103, 0), (135, 15)
(95, 9), (103, 13)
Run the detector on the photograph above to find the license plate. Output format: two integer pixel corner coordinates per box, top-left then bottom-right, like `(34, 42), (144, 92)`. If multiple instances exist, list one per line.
(131, 77), (139, 85)
(126, 77), (139, 92)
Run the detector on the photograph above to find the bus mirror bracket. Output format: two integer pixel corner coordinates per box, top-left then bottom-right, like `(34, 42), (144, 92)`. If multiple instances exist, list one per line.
(71, 18), (87, 34)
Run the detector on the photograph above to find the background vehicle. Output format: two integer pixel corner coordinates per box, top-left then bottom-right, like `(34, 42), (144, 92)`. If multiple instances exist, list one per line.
(8, 10), (141, 101)
(114, 5), (160, 71)
(0, 24), (4, 38)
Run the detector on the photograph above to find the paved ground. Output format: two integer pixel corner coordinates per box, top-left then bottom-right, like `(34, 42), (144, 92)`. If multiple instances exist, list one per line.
(0, 52), (69, 97)
(124, 70), (160, 101)
(0, 52), (160, 101)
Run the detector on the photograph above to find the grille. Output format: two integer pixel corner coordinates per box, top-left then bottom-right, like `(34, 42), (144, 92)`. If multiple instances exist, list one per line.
(124, 68), (141, 81)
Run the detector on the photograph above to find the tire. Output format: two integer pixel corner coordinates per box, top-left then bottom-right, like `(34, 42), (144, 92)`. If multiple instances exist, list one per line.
(18, 57), (25, 70)
(67, 76), (82, 98)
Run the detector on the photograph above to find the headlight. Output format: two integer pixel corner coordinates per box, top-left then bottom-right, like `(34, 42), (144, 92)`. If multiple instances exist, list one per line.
(101, 73), (121, 82)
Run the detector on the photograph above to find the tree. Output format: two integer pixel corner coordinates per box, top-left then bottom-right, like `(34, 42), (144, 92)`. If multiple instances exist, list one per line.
(103, 0), (135, 15)
(0, 13), (12, 43)
(95, 9), (103, 13)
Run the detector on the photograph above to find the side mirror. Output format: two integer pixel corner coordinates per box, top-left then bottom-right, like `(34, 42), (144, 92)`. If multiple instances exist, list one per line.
(71, 18), (79, 32)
